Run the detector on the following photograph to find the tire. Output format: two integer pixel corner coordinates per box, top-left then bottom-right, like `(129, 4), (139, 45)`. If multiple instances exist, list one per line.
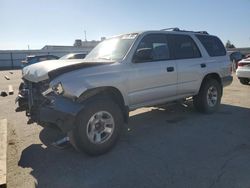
(19, 82), (24, 90)
(70, 97), (123, 155)
(239, 78), (250, 85)
(193, 79), (222, 113)
(18, 97), (28, 108)
(43, 123), (60, 130)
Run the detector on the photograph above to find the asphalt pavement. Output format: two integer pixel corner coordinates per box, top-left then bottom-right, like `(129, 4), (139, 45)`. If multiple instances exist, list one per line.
(1, 70), (250, 188)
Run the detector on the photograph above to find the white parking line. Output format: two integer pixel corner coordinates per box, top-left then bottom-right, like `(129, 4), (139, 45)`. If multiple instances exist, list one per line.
(0, 119), (7, 187)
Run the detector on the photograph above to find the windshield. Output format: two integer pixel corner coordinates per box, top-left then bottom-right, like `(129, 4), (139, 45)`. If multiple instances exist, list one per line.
(84, 33), (138, 61)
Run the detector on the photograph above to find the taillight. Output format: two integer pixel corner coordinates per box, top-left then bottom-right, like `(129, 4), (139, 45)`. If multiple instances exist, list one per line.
(238, 62), (249, 67)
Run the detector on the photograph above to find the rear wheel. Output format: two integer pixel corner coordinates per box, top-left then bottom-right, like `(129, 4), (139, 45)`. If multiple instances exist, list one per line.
(17, 97), (28, 108)
(239, 78), (250, 85)
(193, 79), (222, 113)
(70, 97), (123, 155)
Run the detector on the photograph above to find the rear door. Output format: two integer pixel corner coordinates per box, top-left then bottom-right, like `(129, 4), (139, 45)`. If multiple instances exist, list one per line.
(169, 34), (203, 96)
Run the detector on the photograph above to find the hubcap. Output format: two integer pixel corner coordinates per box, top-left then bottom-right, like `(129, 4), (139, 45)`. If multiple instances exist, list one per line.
(207, 86), (218, 107)
(86, 111), (115, 144)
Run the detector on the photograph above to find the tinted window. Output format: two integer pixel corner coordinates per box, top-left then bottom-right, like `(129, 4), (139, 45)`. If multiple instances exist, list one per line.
(196, 35), (226, 57)
(170, 35), (201, 59)
(38, 57), (48, 62)
(47, 56), (57, 60)
(135, 34), (171, 62)
(74, 54), (86, 59)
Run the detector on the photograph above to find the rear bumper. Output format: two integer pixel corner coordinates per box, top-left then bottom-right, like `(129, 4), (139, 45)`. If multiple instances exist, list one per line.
(36, 96), (84, 133)
(236, 69), (250, 79)
(222, 75), (233, 87)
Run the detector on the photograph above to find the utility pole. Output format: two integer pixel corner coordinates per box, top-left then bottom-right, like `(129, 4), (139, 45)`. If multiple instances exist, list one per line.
(84, 30), (87, 41)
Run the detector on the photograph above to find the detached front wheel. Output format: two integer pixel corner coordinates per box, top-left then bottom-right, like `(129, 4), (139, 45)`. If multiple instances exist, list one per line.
(193, 79), (222, 113)
(70, 97), (123, 155)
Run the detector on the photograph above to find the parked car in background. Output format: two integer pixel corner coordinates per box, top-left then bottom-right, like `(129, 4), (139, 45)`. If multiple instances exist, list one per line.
(245, 54), (250, 59)
(17, 54), (59, 107)
(228, 51), (244, 72)
(236, 58), (250, 85)
(21, 55), (59, 67)
(59, 53), (86, 60)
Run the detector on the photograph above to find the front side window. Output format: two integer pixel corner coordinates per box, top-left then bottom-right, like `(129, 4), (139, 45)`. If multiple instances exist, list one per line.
(196, 35), (226, 57)
(27, 57), (36, 64)
(134, 34), (171, 63)
(170, 34), (201, 59)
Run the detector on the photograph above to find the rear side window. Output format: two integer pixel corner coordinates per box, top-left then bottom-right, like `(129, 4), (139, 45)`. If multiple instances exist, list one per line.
(170, 35), (201, 59)
(196, 35), (226, 57)
(38, 57), (48, 62)
(75, 54), (86, 59)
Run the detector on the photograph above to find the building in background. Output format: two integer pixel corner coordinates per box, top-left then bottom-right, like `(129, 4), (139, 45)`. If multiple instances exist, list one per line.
(0, 38), (103, 69)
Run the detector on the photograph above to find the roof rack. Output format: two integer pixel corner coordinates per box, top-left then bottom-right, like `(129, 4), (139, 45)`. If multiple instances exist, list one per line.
(161, 28), (209, 35)
(161, 27), (180, 31)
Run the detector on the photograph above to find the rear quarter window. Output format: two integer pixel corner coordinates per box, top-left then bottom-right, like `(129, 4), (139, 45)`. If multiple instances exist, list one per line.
(196, 35), (226, 57)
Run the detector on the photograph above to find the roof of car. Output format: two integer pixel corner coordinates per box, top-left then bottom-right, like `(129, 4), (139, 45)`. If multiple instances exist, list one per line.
(109, 31), (206, 41)
(143, 29), (210, 35)
(27, 54), (58, 58)
(114, 28), (211, 38)
(68, 52), (86, 55)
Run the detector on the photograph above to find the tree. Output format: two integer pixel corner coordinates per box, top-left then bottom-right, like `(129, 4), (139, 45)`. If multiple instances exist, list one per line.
(225, 40), (236, 48)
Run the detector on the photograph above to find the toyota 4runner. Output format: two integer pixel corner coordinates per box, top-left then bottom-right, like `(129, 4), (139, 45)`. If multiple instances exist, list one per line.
(19, 28), (233, 155)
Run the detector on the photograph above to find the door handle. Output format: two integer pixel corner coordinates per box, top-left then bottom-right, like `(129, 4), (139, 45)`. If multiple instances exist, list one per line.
(200, 63), (206, 68)
(166, 67), (174, 72)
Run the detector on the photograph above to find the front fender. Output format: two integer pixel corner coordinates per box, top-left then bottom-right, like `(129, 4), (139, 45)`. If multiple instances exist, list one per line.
(49, 66), (129, 106)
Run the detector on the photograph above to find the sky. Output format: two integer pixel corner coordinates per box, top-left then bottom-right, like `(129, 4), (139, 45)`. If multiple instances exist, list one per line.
(0, 0), (250, 50)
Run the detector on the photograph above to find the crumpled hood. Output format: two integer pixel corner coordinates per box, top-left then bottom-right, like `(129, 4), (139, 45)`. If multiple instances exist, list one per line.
(22, 59), (112, 83)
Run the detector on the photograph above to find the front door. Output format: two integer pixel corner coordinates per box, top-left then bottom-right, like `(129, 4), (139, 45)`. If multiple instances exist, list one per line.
(127, 33), (177, 107)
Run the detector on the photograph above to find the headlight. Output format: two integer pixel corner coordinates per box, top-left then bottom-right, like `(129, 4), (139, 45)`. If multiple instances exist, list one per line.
(52, 82), (64, 95)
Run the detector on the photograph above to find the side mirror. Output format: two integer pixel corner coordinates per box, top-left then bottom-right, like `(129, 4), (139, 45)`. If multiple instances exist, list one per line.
(133, 48), (153, 63)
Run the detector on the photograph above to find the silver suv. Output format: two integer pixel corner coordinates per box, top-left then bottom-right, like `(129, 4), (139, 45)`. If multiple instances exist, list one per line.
(20, 28), (232, 155)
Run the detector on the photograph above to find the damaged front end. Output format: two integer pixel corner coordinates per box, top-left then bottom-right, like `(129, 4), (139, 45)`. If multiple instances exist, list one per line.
(16, 79), (49, 110)
(22, 79), (84, 133)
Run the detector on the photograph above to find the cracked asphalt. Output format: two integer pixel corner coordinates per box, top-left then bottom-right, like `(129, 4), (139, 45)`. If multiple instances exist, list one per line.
(1, 70), (250, 188)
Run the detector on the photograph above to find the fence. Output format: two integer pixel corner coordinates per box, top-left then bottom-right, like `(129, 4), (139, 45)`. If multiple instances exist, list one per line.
(1, 47), (250, 70)
(0, 49), (91, 70)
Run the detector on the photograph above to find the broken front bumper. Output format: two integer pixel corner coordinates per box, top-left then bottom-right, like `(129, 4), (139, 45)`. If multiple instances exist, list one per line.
(15, 90), (29, 108)
(34, 95), (84, 133)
